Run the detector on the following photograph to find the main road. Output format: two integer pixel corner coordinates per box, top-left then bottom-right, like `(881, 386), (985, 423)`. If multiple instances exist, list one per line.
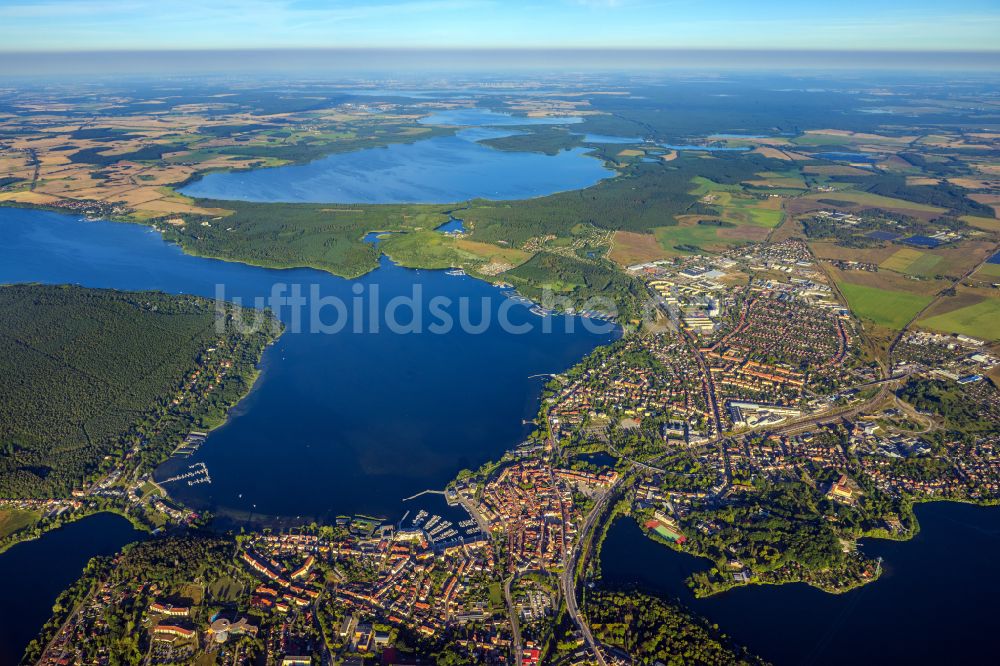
(560, 477), (624, 666)
(505, 573), (523, 666)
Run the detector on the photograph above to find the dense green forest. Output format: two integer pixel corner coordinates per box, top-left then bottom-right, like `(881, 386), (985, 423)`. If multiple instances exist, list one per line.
(586, 590), (766, 665)
(477, 126), (584, 155)
(461, 155), (778, 247)
(504, 251), (646, 320)
(163, 199), (453, 277)
(853, 174), (993, 216)
(0, 284), (279, 498)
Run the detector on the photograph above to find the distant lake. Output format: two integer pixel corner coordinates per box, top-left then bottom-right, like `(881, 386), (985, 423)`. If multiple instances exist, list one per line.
(0, 513), (141, 666)
(418, 108), (583, 126)
(814, 151), (879, 163)
(0, 208), (615, 523)
(580, 134), (644, 144)
(601, 502), (1000, 665)
(435, 217), (466, 233)
(660, 143), (750, 152)
(180, 125), (610, 203)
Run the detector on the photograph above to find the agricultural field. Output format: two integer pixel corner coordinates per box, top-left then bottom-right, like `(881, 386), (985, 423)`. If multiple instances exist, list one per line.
(880, 248), (942, 276)
(918, 297), (1000, 341)
(609, 230), (667, 266)
(800, 190), (946, 220)
(838, 282), (933, 329)
(654, 217), (769, 257)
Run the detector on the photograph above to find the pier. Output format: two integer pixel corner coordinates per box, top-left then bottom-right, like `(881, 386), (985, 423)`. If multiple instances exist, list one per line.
(160, 462), (212, 486)
(401, 489), (445, 502)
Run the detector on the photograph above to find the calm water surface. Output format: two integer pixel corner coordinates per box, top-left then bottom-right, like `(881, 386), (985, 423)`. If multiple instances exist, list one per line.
(0, 513), (141, 666)
(417, 108), (583, 126)
(181, 124), (608, 203)
(601, 502), (1000, 665)
(0, 208), (614, 522)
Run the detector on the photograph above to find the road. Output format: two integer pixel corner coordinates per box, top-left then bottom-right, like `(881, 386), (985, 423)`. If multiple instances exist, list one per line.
(560, 477), (624, 666)
(505, 574), (523, 666)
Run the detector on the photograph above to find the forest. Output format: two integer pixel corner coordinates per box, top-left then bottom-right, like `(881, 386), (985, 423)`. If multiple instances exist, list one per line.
(586, 590), (765, 666)
(0, 284), (278, 498)
(460, 154), (779, 247)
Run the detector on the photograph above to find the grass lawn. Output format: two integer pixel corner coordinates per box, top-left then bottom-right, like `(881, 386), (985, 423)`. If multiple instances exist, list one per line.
(839, 282), (933, 329)
(208, 575), (244, 602)
(0, 508), (40, 539)
(918, 298), (1000, 341)
(978, 263), (1000, 279)
(488, 582), (503, 610)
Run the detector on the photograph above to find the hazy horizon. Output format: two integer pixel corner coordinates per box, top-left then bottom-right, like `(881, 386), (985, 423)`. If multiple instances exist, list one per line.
(3, 47), (1000, 77)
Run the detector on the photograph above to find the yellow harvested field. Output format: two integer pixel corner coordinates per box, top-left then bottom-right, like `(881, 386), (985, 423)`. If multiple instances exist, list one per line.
(880, 248), (924, 272)
(617, 149), (644, 158)
(660, 150), (677, 162)
(804, 129), (916, 143)
(135, 199), (232, 216)
(455, 238), (531, 266)
(608, 230), (666, 267)
(947, 177), (998, 190)
(905, 176), (940, 186)
(0, 190), (62, 205)
(752, 146), (792, 160)
(961, 215), (1000, 232)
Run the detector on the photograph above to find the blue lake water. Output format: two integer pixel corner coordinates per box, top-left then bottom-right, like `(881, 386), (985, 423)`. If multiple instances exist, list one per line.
(435, 217), (466, 233)
(660, 143), (750, 152)
(0, 208), (615, 523)
(417, 108), (583, 126)
(180, 126), (611, 203)
(814, 151), (879, 163)
(601, 502), (1000, 665)
(0, 513), (142, 666)
(581, 134), (644, 144)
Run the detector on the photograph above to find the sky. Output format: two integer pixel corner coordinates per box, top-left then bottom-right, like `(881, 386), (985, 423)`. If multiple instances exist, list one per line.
(1, 0), (999, 52)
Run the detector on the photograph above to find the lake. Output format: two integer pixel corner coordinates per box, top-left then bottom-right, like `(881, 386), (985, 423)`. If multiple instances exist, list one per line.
(417, 108), (583, 126)
(180, 122), (609, 204)
(660, 143), (750, 152)
(814, 151), (879, 163)
(0, 207), (615, 523)
(0, 513), (142, 666)
(580, 134), (644, 144)
(600, 502), (1000, 665)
